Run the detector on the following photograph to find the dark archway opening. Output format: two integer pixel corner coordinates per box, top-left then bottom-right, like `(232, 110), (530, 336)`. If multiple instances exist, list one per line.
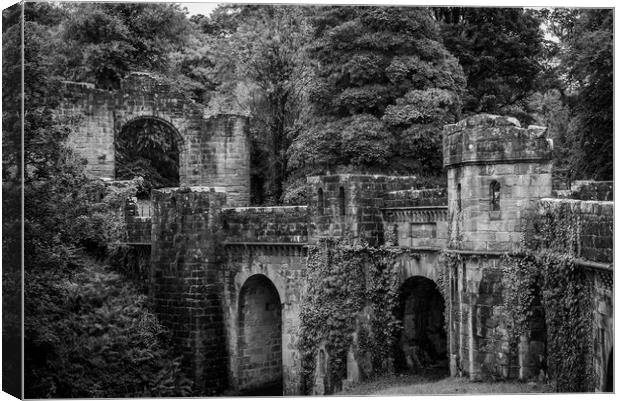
(393, 276), (448, 376)
(604, 346), (613, 392)
(115, 117), (180, 198)
(237, 275), (283, 396)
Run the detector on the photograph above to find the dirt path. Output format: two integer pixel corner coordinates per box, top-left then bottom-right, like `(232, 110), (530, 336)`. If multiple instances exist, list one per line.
(337, 372), (553, 395)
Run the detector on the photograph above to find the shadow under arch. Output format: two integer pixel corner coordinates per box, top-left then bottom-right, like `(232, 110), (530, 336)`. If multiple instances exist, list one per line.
(604, 346), (613, 392)
(393, 275), (449, 376)
(115, 115), (185, 193)
(236, 274), (283, 395)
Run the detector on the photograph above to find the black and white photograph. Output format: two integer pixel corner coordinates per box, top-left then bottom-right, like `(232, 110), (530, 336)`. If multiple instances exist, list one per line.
(1, 0), (615, 398)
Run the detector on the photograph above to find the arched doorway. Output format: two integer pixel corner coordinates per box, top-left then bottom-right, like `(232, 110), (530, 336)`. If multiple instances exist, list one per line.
(237, 274), (283, 395)
(115, 117), (182, 197)
(394, 276), (448, 375)
(604, 346), (613, 392)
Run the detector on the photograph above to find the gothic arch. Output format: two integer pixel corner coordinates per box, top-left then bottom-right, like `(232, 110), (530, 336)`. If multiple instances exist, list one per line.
(236, 274), (283, 395)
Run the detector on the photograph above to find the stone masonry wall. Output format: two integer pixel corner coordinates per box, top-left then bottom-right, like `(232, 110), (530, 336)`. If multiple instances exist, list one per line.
(553, 180), (613, 201)
(150, 187), (228, 394)
(442, 114), (553, 381)
(307, 175), (420, 246)
(236, 275), (283, 392)
(523, 197), (613, 391)
(524, 198), (613, 264)
(222, 206), (308, 244)
(222, 245), (307, 395)
(382, 189), (448, 249)
(444, 114), (553, 253)
(59, 73), (250, 206)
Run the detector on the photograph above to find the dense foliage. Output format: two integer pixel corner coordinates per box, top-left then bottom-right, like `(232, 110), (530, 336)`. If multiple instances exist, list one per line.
(19, 3), (612, 201)
(502, 251), (594, 392)
(4, 3), (194, 397)
(299, 239), (403, 394)
(288, 7), (465, 184)
(56, 2), (190, 89)
(4, 3), (613, 396)
(435, 8), (544, 118)
(115, 118), (181, 194)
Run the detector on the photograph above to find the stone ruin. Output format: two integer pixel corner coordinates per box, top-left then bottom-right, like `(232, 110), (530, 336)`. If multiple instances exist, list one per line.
(60, 74), (614, 395)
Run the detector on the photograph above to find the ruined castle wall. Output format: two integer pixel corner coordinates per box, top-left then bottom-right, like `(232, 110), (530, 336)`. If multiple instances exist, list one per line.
(553, 180), (613, 201)
(59, 73), (251, 206)
(221, 206), (308, 244)
(444, 114), (553, 253)
(218, 206), (309, 394)
(125, 216), (151, 244)
(198, 115), (251, 207)
(382, 189), (448, 249)
(58, 82), (116, 178)
(591, 268), (613, 391)
(307, 175), (419, 246)
(442, 115), (554, 381)
(524, 198), (614, 264)
(222, 245), (306, 395)
(150, 187), (228, 394)
(523, 197), (613, 391)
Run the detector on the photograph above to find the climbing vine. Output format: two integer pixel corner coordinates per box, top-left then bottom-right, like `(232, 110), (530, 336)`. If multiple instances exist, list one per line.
(437, 251), (459, 337)
(502, 250), (594, 392)
(298, 239), (403, 394)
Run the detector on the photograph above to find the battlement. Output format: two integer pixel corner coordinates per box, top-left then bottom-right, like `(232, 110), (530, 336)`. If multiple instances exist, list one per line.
(222, 206), (308, 244)
(443, 114), (552, 168)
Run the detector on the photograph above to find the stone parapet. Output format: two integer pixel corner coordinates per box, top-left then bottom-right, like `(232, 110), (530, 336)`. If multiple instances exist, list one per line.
(552, 180), (613, 201)
(524, 198), (613, 264)
(307, 174), (420, 245)
(384, 188), (447, 208)
(443, 114), (552, 168)
(222, 206), (308, 243)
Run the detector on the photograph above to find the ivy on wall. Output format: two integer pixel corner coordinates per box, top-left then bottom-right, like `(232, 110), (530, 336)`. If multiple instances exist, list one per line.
(502, 250), (594, 392)
(298, 239), (404, 394)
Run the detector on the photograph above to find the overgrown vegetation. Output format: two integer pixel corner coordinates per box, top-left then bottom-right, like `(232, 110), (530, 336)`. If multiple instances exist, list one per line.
(3, 3), (194, 397)
(4, 2), (612, 396)
(298, 239), (405, 394)
(500, 200), (596, 392)
(11, 3), (612, 200)
(502, 251), (594, 392)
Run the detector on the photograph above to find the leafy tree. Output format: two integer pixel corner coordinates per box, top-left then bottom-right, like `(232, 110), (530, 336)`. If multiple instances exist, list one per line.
(533, 8), (613, 181)
(2, 5), (25, 396)
(435, 8), (544, 116)
(3, 4), (195, 396)
(289, 6), (465, 182)
(561, 9), (613, 180)
(56, 2), (190, 89)
(205, 5), (313, 204)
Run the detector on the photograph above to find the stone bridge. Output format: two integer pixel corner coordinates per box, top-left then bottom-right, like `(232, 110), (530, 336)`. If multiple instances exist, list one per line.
(60, 78), (614, 396)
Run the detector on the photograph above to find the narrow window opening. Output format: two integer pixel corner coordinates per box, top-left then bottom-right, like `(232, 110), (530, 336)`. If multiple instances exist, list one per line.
(317, 188), (324, 215)
(490, 181), (501, 211)
(338, 186), (346, 216)
(457, 183), (462, 213)
(318, 349), (326, 376)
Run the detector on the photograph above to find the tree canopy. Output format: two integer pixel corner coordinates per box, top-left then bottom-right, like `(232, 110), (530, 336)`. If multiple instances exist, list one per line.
(434, 7), (544, 117)
(288, 6), (466, 190)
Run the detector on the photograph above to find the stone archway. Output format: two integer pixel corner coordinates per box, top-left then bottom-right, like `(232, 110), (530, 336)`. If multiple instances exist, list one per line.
(115, 116), (184, 194)
(394, 276), (448, 375)
(237, 274), (283, 395)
